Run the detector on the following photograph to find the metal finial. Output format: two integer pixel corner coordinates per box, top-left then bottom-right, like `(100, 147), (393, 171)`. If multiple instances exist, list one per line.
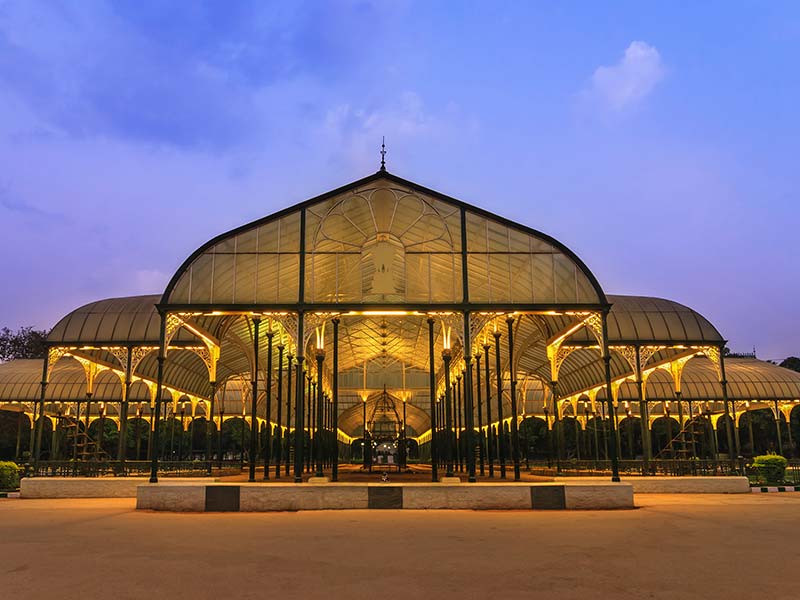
(380, 136), (386, 171)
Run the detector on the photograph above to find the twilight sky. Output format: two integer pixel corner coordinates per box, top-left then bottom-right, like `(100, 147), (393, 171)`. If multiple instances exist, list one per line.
(0, 1), (798, 359)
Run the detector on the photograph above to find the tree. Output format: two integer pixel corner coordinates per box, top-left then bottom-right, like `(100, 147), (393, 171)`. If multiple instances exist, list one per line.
(780, 357), (800, 373)
(0, 327), (49, 363)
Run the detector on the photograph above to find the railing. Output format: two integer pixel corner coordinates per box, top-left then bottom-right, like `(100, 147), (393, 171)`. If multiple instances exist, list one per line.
(528, 458), (748, 478)
(23, 460), (244, 478)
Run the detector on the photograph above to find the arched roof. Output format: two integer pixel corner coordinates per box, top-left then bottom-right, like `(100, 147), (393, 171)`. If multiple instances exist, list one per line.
(627, 357), (800, 402)
(607, 295), (722, 343)
(47, 295), (198, 345)
(162, 171), (607, 309)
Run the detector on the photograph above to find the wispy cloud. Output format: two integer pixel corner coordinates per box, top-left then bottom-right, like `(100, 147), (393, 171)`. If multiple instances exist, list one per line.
(586, 41), (665, 110)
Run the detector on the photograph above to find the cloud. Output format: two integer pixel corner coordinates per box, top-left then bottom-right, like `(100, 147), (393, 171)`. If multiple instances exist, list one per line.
(587, 41), (665, 110)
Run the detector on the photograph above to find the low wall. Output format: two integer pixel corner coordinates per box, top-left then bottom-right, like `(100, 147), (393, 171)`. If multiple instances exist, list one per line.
(555, 476), (750, 494)
(136, 481), (634, 512)
(20, 477), (215, 499)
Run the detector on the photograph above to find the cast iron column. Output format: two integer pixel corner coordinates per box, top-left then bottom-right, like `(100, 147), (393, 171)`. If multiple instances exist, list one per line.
(600, 311), (620, 482)
(493, 329), (506, 479)
(483, 343), (493, 477)
(442, 348), (454, 477)
(293, 313), (305, 483)
(362, 396), (370, 470)
(315, 348), (325, 478)
(274, 342), (284, 479)
(506, 316), (521, 481)
(148, 313), (167, 483)
(427, 317), (438, 482)
(286, 352), (293, 476)
(332, 317), (339, 481)
(455, 373), (462, 471)
(248, 317), (261, 482)
(475, 351), (484, 476)
(263, 330), (274, 479)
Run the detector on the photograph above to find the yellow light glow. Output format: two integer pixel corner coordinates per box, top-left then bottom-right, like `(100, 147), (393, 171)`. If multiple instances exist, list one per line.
(315, 325), (325, 351)
(442, 324), (452, 350)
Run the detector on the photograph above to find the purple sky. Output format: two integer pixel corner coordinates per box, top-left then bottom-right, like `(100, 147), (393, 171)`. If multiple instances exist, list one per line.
(0, 2), (798, 359)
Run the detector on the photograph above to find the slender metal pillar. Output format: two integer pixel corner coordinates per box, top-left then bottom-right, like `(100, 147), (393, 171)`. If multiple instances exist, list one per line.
(362, 396), (369, 470)
(315, 348), (325, 478)
(401, 398), (408, 469)
(206, 382), (216, 475)
(475, 351), (485, 476)
(263, 330), (274, 479)
(274, 343), (284, 478)
(455, 373), (462, 472)
(461, 312), (476, 482)
(483, 343), (493, 478)
(634, 347), (651, 470)
(148, 314), (167, 483)
(600, 311), (620, 482)
(464, 358), (476, 482)
(676, 391), (685, 456)
(442, 348), (454, 478)
(549, 381), (563, 472)
(248, 317), (261, 482)
(293, 313), (305, 483)
(33, 354), (49, 465)
(775, 400), (784, 455)
(332, 318), (340, 481)
(308, 377), (314, 473)
(493, 329), (506, 479)
(426, 317), (438, 482)
(505, 317), (521, 481)
(118, 349), (132, 467)
(285, 352), (293, 476)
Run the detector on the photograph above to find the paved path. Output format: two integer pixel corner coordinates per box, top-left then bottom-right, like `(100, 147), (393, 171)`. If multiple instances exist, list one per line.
(1, 494), (797, 599)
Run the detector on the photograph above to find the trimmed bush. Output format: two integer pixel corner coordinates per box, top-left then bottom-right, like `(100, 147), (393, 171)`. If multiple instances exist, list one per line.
(0, 461), (21, 490)
(751, 454), (788, 485)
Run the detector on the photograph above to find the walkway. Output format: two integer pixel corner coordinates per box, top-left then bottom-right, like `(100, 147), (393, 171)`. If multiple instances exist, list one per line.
(1, 494), (797, 599)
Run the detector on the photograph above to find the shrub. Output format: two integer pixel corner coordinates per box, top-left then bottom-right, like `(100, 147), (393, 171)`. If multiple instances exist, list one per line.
(751, 454), (788, 485)
(0, 461), (21, 490)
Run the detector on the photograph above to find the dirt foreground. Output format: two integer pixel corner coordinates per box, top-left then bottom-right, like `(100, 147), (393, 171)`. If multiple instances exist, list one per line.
(1, 493), (797, 600)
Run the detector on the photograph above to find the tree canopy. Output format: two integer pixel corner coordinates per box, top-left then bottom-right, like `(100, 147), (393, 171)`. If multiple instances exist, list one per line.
(0, 326), (49, 363)
(780, 357), (800, 373)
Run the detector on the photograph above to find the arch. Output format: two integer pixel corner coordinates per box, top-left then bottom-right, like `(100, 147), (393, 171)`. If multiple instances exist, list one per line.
(221, 417), (250, 460)
(738, 408), (779, 456)
(790, 405), (800, 458)
(618, 416), (642, 459)
(0, 408), (30, 460)
(125, 417), (150, 460)
(87, 417), (119, 458)
(519, 416), (549, 460)
(651, 416), (681, 457)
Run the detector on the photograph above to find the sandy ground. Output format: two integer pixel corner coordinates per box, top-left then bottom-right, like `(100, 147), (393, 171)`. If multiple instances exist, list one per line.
(0, 493), (797, 600)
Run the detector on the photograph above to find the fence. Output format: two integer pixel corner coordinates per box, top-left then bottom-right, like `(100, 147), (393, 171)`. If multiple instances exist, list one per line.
(22, 460), (244, 478)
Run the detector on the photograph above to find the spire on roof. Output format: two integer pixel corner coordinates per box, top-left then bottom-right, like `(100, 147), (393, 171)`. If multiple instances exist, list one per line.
(379, 136), (386, 171)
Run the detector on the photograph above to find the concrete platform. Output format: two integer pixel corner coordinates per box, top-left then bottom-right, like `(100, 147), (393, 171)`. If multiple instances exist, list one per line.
(20, 477), (216, 499)
(554, 476), (750, 494)
(136, 481), (634, 512)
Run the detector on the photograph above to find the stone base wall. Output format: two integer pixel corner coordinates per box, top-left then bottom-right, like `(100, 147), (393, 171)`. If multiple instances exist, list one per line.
(20, 477), (215, 499)
(554, 476), (750, 494)
(136, 482), (635, 512)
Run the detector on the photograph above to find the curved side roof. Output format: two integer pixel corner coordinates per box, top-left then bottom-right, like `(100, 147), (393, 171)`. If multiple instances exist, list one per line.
(48, 295), (197, 345)
(607, 295), (723, 344)
(630, 357), (800, 402)
(162, 171), (607, 308)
